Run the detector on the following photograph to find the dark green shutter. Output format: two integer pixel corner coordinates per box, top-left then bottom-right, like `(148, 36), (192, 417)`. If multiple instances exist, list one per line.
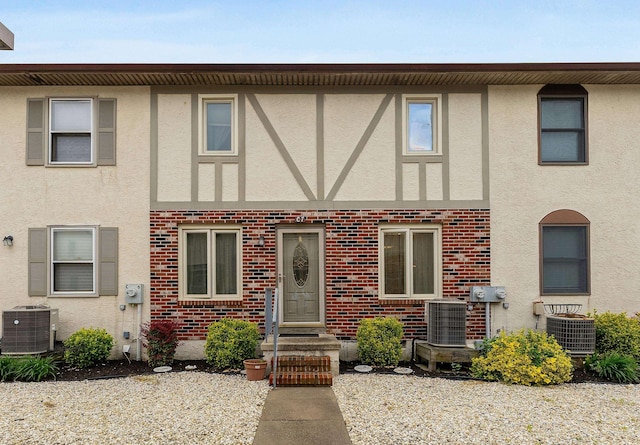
(26, 99), (45, 165)
(28, 228), (47, 296)
(97, 99), (116, 165)
(98, 227), (118, 295)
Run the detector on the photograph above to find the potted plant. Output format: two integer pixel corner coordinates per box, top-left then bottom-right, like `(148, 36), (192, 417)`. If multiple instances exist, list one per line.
(243, 358), (267, 381)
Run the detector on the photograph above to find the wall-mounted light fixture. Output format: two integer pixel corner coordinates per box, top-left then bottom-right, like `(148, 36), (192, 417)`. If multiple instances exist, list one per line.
(3, 235), (13, 246)
(257, 236), (265, 247)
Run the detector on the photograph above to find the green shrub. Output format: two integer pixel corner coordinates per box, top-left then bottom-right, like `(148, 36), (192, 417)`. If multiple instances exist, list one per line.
(356, 317), (403, 367)
(13, 356), (59, 382)
(141, 319), (182, 367)
(204, 319), (260, 370)
(0, 356), (59, 382)
(585, 352), (640, 384)
(589, 311), (640, 362)
(471, 329), (573, 386)
(64, 327), (114, 368)
(0, 356), (17, 381)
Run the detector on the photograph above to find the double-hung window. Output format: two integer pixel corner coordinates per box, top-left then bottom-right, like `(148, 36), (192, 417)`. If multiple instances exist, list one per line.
(26, 97), (116, 166)
(28, 226), (118, 297)
(538, 85), (588, 164)
(380, 225), (441, 299)
(199, 95), (237, 155)
(180, 226), (241, 300)
(50, 99), (93, 164)
(402, 95), (442, 155)
(51, 227), (95, 293)
(540, 210), (590, 295)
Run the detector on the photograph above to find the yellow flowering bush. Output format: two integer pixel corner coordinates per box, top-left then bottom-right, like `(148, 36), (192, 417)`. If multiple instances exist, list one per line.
(471, 329), (572, 386)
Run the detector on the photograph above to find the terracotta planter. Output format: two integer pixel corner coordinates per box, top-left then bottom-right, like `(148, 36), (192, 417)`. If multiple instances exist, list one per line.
(244, 359), (267, 381)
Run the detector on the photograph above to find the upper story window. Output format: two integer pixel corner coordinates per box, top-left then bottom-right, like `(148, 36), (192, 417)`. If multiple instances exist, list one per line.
(538, 85), (588, 164)
(199, 95), (238, 155)
(540, 210), (590, 295)
(402, 94), (442, 155)
(50, 99), (93, 164)
(26, 97), (117, 167)
(379, 225), (441, 299)
(179, 225), (241, 300)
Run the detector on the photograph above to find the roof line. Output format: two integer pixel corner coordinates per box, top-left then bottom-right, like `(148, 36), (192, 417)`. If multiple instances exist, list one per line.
(1, 62), (640, 74)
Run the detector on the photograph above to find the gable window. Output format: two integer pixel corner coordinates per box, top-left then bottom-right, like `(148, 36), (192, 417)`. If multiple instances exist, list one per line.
(28, 226), (118, 297)
(26, 97), (116, 166)
(402, 95), (441, 155)
(538, 85), (588, 164)
(379, 225), (441, 299)
(180, 226), (241, 300)
(540, 210), (590, 295)
(199, 95), (237, 155)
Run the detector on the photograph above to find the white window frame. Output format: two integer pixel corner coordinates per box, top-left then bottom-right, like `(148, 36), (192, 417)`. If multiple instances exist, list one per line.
(50, 226), (96, 295)
(48, 98), (94, 165)
(402, 94), (442, 155)
(179, 225), (242, 301)
(198, 94), (238, 156)
(379, 224), (442, 300)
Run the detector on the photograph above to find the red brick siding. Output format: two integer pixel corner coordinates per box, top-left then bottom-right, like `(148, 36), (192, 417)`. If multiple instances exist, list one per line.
(150, 209), (490, 341)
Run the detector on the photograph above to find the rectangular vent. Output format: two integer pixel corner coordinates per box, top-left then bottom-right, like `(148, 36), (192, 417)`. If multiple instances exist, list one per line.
(427, 300), (467, 347)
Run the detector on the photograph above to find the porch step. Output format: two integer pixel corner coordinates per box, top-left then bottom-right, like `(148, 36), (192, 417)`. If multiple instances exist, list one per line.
(268, 355), (333, 386)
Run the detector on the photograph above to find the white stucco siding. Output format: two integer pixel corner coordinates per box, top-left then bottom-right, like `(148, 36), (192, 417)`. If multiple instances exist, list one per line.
(403, 164), (420, 200)
(253, 94), (317, 197)
(324, 94), (390, 199)
(0, 87), (151, 353)
(245, 98), (309, 201)
(198, 163), (216, 201)
(489, 84), (640, 334)
(333, 102), (395, 201)
(426, 163), (444, 200)
(449, 93), (484, 200)
(157, 94), (191, 202)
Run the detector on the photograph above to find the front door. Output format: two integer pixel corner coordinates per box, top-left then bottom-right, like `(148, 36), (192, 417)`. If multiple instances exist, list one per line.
(278, 228), (324, 325)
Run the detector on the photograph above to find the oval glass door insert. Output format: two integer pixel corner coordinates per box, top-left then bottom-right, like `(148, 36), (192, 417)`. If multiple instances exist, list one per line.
(293, 242), (309, 287)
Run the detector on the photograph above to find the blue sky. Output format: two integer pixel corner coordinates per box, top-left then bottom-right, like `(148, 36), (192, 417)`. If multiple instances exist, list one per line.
(1, 0), (639, 63)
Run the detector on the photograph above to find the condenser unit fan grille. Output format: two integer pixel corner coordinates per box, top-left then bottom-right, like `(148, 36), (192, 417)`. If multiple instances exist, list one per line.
(546, 315), (595, 355)
(427, 301), (467, 347)
(2, 307), (57, 354)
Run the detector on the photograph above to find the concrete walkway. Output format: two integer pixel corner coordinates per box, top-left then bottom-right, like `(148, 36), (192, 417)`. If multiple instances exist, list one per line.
(252, 387), (352, 445)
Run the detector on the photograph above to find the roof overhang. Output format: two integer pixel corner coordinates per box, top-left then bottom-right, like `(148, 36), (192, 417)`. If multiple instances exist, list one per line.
(1, 62), (640, 86)
(0, 22), (14, 50)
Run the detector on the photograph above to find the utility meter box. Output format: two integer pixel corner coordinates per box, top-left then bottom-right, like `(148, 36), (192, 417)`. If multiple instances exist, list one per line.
(469, 286), (506, 303)
(124, 284), (144, 304)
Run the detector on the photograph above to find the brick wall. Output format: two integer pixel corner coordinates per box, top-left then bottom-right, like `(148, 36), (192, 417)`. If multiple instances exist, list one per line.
(150, 209), (490, 341)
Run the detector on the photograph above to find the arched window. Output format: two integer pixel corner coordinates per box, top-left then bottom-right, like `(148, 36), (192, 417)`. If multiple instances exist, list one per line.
(538, 84), (588, 164)
(539, 210), (590, 295)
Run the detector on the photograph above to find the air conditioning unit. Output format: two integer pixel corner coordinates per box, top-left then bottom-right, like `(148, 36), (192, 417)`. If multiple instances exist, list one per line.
(546, 314), (595, 355)
(427, 300), (467, 347)
(2, 306), (59, 354)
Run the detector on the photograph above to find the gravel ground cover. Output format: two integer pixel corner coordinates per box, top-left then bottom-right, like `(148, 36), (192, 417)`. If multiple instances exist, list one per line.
(333, 374), (640, 445)
(0, 372), (269, 445)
